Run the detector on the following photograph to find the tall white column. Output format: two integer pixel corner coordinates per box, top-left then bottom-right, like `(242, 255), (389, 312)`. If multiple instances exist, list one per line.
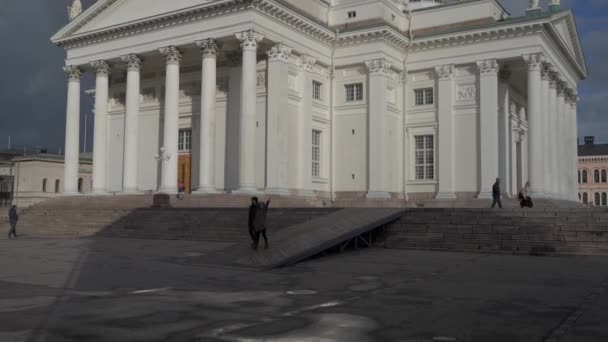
(298, 55), (316, 196)
(235, 29), (264, 193)
(120, 54), (142, 193)
(194, 39), (220, 194)
(366, 59), (392, 198)
(540, 64), (551, 197)
(477, 59), (500, 198)
(90, 61), (110, 194)
(266, 43), (292, 195)
(435, 64), (456, 199)
(63, 66), (82, 194)
(523, 53), (544, 196)
(556, 82), (566, 199)
(568, 94), (579, 201)
(159, 46), (182, 194)
(498, 69), (511, 197)
(548, 75), (559, 197)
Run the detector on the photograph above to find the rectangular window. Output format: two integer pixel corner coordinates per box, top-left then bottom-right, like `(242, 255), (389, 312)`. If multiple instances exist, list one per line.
(345, 83), (363, 102)
(347, 11), (357, 18)
(178, 129), (191, 151)
(312, 130), (321, 178)
(313, 81), (322, 100)
(414, 135), (434, 180)
(414, 88), (434, 106)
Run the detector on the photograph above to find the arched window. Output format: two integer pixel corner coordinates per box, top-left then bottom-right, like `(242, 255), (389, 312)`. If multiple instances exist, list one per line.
(42, 179), (47, 193)
(602, 170), (607, 183)
(78, 178), (83, 193)
(595, 192), (601, 206)
(55, 180), (60, 193)
(578, 170), (581, 184)
(582, 170), (588, 184)
(578, 193), (582, 201)
(583, 193), (588, 205)
(603, 193), (608, 206)
(594, 170), (600, 183)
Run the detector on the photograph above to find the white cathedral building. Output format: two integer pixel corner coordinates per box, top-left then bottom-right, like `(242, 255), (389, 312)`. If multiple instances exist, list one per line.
(51, 0), (586, 203)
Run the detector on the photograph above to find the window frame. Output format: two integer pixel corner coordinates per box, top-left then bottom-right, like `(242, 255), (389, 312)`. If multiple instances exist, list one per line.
(42, 178), (47, 193)
(178, 129), (192, 152)
(414, 134), (435, 181)
(344, 83), (364, 102)
(312, 129), (322, 178)
(583, 192), (588, 205)
(413, 87), (434, 106)
(602, 169), (607, 183)
(595, 192), (601, 206)
(582, 170), (588, 184)
(312, 80), (322, 101)
(603, 193), (608, 206)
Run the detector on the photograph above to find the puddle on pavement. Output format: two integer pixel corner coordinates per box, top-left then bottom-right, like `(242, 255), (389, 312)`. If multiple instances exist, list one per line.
(286, 290), (318, 295)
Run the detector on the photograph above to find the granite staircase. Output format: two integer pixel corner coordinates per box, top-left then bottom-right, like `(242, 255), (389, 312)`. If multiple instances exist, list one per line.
(385, 208), (608, 256)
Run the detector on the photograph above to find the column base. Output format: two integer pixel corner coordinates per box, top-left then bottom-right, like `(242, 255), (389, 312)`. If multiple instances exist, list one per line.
(232, 187), (260, 195)
(477, 191), (493, 199)
(265, 188), (291, 196)
(157, 187), (178, 195)
(297, 189), (315, 197)
(192, 187), (220, 195)
(435, 192), (456, 200)
(366, 191), (391, 199)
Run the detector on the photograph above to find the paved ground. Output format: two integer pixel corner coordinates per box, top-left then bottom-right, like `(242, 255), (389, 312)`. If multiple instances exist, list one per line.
(1, 236), (608, 342)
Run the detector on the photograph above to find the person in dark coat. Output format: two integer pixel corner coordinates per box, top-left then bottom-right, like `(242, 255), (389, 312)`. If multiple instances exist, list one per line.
(491, 178), (503, 209)
(248, 197), (259, 248)
(253, 199), (270, 250)
(8, 204), (18, 239)
(519, 182), (534, 208)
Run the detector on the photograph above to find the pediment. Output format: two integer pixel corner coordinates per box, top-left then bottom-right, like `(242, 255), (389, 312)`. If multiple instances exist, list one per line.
(550, 12), (587, 76)
(52, 0), (214, 42)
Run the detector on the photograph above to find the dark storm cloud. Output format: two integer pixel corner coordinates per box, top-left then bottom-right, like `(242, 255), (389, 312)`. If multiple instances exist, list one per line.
(0, 0), (606, 150)
(0, 0), (95, 151)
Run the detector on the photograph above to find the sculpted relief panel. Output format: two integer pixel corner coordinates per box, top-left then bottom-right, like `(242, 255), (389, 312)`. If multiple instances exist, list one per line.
(456, 84), (477, 102)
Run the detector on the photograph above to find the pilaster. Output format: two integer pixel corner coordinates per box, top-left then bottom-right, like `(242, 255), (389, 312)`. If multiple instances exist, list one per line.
(434, 64), (456, 199)
(266, 43), (292, 195)
(366, 58), (392, 199)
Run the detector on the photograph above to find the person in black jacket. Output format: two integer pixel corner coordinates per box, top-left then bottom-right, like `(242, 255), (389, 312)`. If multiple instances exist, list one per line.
(491, 178), (503, 209)
(248, 197), (259, 248)
(8, 204), (18, 239)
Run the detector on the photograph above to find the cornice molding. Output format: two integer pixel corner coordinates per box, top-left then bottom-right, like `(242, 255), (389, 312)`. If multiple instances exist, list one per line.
(337, 26), (408, 50)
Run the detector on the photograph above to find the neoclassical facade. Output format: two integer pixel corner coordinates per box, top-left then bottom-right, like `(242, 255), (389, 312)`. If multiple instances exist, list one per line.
(52, 0), (586, 202)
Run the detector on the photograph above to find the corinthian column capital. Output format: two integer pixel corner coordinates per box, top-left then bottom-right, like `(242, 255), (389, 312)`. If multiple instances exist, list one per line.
(434, 64), (454, 80)
(63, 65), (82, 81)
(523, 53), (544, 71)
(236, 29), (264, 50)
(267, 43), (292, 63)
(90, 60), (111, 76)
(195, 38), (221, 59)
(300, 54), (317, 72)
(159, 46), (182, 65)
(365, 58), (392, 76)
(121, 54), (142, 71)
(476, 59), (499, 75)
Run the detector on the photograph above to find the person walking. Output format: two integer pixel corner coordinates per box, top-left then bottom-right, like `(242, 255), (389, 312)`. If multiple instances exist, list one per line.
(248, 197), (259, 248)
(491, 178), (503, 209)
(519, 182), (534, 208)
(8, 204), (18, 239)
(253, 198), (270, 250)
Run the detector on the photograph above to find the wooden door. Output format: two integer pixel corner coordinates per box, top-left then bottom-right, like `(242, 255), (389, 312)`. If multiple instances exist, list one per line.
(178, 154), (192, 193)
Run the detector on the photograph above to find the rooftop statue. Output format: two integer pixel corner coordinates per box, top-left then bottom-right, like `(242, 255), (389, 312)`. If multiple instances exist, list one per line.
(68, 0), (83, 21)
(529, 0), (540, 9)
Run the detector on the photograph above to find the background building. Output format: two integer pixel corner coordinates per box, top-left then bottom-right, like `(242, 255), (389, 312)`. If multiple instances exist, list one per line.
(578, 136), (608, 207)
(0, 150), (92, 208)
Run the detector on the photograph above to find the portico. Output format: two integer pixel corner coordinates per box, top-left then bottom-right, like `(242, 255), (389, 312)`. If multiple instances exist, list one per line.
(53, 0), (587, 204)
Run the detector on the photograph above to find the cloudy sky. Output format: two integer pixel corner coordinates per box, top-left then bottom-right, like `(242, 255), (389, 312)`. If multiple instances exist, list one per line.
(0, 0), (606, 153)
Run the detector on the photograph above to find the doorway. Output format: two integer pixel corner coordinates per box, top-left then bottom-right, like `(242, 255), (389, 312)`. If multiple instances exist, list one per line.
(178, 154), (192, 193)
